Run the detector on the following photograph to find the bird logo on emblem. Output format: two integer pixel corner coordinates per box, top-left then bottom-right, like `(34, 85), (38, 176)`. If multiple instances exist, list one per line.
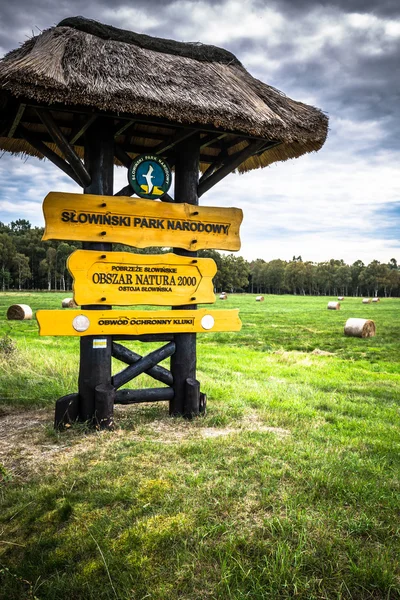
(142, 164), (154, 195)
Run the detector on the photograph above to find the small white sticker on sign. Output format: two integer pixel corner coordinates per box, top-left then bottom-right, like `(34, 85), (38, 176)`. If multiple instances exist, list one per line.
(93, 339), (107, 349)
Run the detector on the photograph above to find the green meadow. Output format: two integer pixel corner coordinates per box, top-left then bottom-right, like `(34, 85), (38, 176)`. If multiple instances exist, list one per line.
(0, 292), (399, 599)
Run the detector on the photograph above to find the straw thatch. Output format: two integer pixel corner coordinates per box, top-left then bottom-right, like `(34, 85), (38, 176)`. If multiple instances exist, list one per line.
(0, 17), (328, 173)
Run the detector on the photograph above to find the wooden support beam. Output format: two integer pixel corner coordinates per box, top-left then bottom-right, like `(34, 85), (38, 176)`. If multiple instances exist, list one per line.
(112, 342), (173, 386)
(198, 150), (227, 186)
(170, 134), (200, 417)
(19, 126), (82, 185)
(7, 103), (26, 138)
(152, 128), (196, 155)
(114, 184), (133, 197)
(115, 387), (173, 404)
(114, 120), (135, 137)
(184, 378), (200, 418)
(54, 393), (79, 430)
(198, 139), (266, 197)
(94, 383), (115, 429)
(78, 118), (114, 424)
(69, 114), (97, 145)
(113, 341), (176, 390)
(36, 108), (91, 187)
(25, 101), (268, 141)
(114, 144), (132, 169)
(200, 132), (227, 149)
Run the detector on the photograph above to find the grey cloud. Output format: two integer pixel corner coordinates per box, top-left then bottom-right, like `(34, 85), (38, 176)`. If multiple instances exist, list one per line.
(266, 0), (400, 19)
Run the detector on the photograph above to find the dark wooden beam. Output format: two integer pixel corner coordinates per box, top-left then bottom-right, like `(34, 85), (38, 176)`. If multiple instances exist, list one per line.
(69, 114), (97, 145)
(18, 125), (81, 185)
(170, 134), (200, 417)
(78, 118), (114, 425)
(24, 100), (267, 141)
(114, 145), (132, 169)
(152, 128), (196, 155)
(36, 108), (91, 187)
(198, 147), (228, 186)
(114, 120), (135, 137)
(131, 129), (172, 141)
(112, 342), (173, 386)
(113, 342), (176, 390)
(114, 184), (133, 197)
(115, 387), (173, 404)
(7, 103), (26, 138)
(200, 132), (227, 149)
(198, 139), (267, 197)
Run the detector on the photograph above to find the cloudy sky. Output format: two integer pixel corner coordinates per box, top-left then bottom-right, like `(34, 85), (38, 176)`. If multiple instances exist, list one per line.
(0, 0), (399, 265)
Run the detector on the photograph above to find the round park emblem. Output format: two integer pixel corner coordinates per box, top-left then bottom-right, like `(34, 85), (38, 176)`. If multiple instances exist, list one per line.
(128, 154), (171, 199)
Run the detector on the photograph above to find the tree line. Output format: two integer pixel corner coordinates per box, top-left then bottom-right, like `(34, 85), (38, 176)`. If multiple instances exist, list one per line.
(0, 220), (399, 297)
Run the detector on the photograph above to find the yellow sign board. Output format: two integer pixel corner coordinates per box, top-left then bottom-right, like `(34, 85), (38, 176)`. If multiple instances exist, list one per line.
(42, 192), (242, 251)
(67, 251), (217, 306)
(36, 309), (242, 336)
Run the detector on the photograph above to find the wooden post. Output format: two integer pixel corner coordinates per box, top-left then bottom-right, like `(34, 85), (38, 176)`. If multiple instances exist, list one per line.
(170, 134), (200, 416)
(78, 119), (114, 423)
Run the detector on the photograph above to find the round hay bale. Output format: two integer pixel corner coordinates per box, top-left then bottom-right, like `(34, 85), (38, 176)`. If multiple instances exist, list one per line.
(256, 296), (264, 302)
(338, 296), (344, 301)
(219, 294), (228, 300)
(7, 304), (32, 320)
(372, 297), (380, 302)
(344, 318), (376, 338)
(62, 298), (77, 308)
(362, 298), (371, 304)
(327, 301), (340, 310)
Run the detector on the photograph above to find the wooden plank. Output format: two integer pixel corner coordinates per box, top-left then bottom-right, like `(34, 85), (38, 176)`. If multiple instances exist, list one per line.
(42, 191), (242, 251)
(36, 109), (91, 187)
(68, 250), (217, 306)
(36, 308), (242, 336)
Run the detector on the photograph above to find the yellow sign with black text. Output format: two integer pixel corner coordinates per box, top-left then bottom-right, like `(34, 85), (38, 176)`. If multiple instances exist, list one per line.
(68, 251), (217, 306)
(36, 309), (242, 336)
(42, 192), (242, 251)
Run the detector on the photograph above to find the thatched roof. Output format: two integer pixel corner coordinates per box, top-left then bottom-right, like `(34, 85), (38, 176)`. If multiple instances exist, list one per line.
(0, 17), (328, 173)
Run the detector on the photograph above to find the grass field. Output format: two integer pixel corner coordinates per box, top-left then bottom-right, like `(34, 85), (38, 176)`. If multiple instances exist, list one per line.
(0, 292), (399, 599)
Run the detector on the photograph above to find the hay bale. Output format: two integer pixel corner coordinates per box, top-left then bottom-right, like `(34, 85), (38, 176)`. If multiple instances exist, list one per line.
(62, 298), (77, 308)
(362, 298), (371, 304)
(338, 296), (344, 301)
(344, 318), (376, 338)
(7, 304), (32, 320)
(372, 297), (380, 302)
(327, 301), (340, 310)
(256, 296), (264, 302)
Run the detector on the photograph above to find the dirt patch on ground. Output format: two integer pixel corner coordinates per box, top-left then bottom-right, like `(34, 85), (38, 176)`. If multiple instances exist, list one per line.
(0, 406), (290, 481)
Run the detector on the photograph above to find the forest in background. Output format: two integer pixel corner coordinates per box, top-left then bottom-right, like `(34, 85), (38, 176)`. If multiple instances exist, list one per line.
(0, 219), (399, 297)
